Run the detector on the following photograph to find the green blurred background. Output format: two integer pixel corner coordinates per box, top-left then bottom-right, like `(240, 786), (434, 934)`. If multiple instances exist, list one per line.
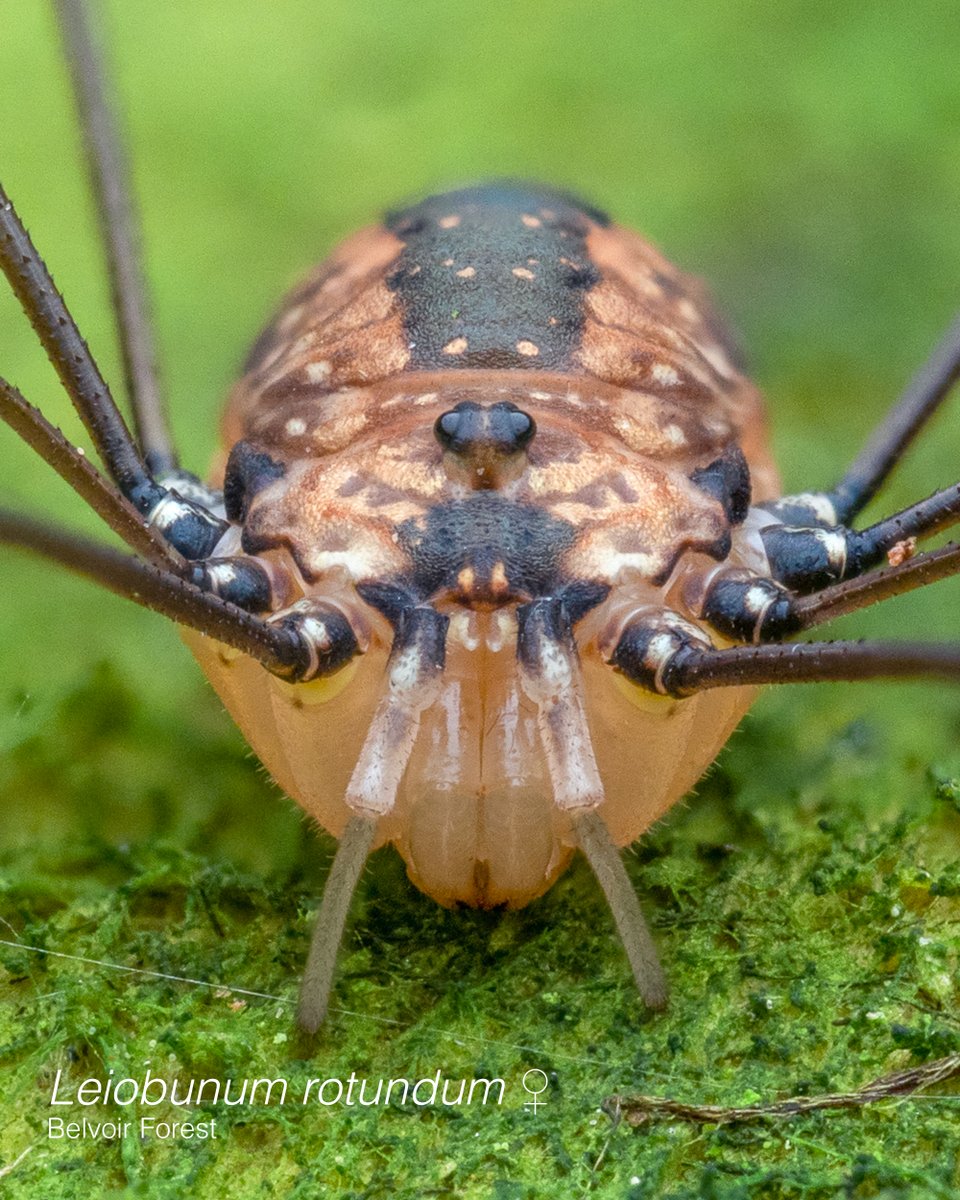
(0, 0), (958, 731)
(1, 3), (959, 1196)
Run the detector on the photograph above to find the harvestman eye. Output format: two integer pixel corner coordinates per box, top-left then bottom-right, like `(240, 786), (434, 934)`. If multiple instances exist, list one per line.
(1, 0), (959, 1032)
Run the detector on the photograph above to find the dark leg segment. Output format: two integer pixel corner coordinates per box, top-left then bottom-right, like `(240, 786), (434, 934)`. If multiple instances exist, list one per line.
(611, 607), (960, 696)
(610, 608), (715, 693)
(699, 572), (798, 644)
(267, 599), (361, 680)
(191, 556), (275, 612)
(0, 375), (179, 568)
(0, 181), (159, 510)
(53, 0), (176, 475)
(703, 537), (960, 644)
(828, 311), (960, 522)
(703, 478), (960, 644)
(0, 183), (225, 558)
(759, 481), (960, 593)
(0, 508), (362, 683)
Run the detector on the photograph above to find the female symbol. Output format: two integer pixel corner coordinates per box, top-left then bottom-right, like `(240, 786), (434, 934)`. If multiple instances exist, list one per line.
(521, 1069), (549, 1113)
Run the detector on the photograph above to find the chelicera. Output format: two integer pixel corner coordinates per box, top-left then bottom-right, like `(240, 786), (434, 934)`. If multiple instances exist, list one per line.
(2, 1), (959, 1032)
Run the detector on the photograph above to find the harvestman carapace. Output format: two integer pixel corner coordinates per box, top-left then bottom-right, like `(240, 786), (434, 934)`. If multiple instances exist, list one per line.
(1, 0), (959, 1030)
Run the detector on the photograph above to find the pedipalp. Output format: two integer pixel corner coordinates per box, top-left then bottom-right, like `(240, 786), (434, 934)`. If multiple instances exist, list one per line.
(517, 597), (604, 811)
(344, 605), (448, 815)
(517, 597), (668, 1007)
(298, 603), (448, 1030)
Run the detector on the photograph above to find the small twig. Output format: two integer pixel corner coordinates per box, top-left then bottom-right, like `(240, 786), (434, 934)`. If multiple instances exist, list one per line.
(605, 1053), (960, 1126)
(0, 1144), (35, 1180)
(590, 1105), (619, 1174)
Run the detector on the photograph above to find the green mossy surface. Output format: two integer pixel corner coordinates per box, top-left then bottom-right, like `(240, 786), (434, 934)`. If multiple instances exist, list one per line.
(1, 2), (960, 1196)
(2, 671), (960, 1198)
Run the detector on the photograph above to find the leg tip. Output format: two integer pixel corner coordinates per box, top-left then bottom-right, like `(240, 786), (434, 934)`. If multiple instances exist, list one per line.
(641, 978), (670, 1011)
(296, 990), (326, 1035)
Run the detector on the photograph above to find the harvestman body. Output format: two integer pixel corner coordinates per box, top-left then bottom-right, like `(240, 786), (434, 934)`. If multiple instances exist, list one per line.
(2, 2), (959, 1031)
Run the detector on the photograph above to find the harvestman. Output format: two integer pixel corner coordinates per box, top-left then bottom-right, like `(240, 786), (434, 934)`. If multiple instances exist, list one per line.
(1, 1), (959, 1030)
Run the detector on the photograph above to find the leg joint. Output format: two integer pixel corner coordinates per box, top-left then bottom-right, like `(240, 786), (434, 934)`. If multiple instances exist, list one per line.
(610, 610), (713, 697)
(700, 572), (800, 643)
(190, 556), (275, 613)
(760, 525), (866, 592)
(266, 600), (361, 683)
(147, 490), (229, 560)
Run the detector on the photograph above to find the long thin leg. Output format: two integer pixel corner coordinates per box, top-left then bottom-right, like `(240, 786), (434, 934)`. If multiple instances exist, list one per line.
(0, 375), (179, 568)
(53, 0), (177, 475)
(297, 814), (376, 1033)
(759, 481), (960, 593)
(0, 508), (307, 677)
(1, 178), (226, 557)
(666, 640), (960, 694)
(828, 312), (960, 522)
(0, 182), (161, 511)
(850, 481), (960, 547)
(793, 541), (960, 630)
(703, 476), (960, 643)
(611, 614), (960, 697)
